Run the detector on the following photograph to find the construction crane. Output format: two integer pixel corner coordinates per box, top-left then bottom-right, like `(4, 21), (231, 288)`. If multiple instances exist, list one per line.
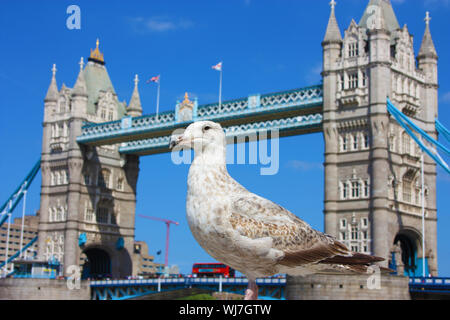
(138, 214), (179, 268)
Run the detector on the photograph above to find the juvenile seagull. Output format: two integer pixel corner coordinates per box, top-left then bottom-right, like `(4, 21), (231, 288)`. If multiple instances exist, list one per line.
(170, 121), (385, 300)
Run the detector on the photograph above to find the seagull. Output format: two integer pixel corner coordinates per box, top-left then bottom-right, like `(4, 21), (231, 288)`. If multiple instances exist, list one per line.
(170, 121), (386, 300)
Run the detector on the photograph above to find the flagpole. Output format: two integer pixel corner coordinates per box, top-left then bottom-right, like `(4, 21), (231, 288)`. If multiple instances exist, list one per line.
(421, 152), (426, 277)
(156, 75), (161, 119)
(219, 68), (222, 109)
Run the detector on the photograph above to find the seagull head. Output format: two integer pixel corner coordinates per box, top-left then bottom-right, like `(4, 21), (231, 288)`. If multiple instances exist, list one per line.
(169, 121), (226, 153)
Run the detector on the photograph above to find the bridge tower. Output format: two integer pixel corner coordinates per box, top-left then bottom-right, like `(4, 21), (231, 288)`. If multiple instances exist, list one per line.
(322, 0), (438, 276)
(38, 41), (141, 278)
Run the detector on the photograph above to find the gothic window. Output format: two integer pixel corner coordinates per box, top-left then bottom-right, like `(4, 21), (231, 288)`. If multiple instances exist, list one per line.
(351, 181), (360, 198)
(348, 42), (359, 57)
(362, 70), (368, 87)
(363, 132), (370, 149)
(96, 207), (109, 224)
(361, 217), (368, 229)
(340, 218), (347, 229)
(402, 170), (416, 203)
(341, 135), (348, 152)
(351, 227), (359, 241)
(108, 111), (114, 121)
(348, 73), (358, 89)
(342, 182), (349, 200)
(340, 232), (347, 241)
(352, 134), (359, 150)
(50, 172), (55, 186)
(364, 180), (370, 198)
(338, 74), (344, 91)
(100, 108), (107, 120)
(85, 208), (94, 222)
(402, 132), (411, 155)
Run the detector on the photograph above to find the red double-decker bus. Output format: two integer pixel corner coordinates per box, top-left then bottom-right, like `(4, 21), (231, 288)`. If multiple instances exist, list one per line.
(192, 263), (235, 278)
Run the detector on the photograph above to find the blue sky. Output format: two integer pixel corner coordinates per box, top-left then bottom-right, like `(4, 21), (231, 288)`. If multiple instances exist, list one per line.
(0, 0), (449, 276)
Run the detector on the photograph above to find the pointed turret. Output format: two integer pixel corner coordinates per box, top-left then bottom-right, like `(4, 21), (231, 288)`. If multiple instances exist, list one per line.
(44, 64), (59, 102)
(360, 0), (399, 33)
(73, 57), (87, 97)
(128, 74), (143, 117)
(418, 12), (438, 60)
(323, 0), (342, 44)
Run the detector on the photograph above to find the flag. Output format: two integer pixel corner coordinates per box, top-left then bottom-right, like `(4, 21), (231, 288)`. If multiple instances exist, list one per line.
(212, 62), (222, 72)
(147, 75), (160, 84)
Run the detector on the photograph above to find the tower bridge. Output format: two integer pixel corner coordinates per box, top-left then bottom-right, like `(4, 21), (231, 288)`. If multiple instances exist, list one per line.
(0, 0), (446, 300)
(76, 86), (323, 155)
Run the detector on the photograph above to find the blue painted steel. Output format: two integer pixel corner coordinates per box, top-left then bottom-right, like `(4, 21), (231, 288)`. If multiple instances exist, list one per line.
(409, 277), (450, 293)
(0, 236), (38, 269)
(90, 276), (287, 300)
(116, 237), (124, 250)
(76, 85), (323, 146)
(119, 113), (323, 155)
(387, 100), (450, 157)
(0, 159), (40, 229)
(436, 119), (450, 143)
(78, 233), (87, 247)
(387, 99), (450, 174)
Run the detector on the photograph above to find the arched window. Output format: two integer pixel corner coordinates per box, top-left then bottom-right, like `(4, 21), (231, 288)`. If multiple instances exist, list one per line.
(342, 182), (349, 199)
(402, 132), (411, 155)
(402, 170), (416, 203)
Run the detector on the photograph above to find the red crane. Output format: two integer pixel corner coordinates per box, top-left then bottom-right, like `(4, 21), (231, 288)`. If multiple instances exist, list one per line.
(138, 214), (179, 268)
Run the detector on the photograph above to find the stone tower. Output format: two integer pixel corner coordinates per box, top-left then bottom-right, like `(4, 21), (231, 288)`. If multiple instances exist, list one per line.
(322, 0), (438, 276)
(38, 41), (142, 278)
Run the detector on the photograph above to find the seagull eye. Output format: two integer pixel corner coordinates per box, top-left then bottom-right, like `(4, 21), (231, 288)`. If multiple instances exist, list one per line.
(203, 126), (211, 132)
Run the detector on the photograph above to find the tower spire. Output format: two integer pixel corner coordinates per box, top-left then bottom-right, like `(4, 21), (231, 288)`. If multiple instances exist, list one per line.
(44, 64), (59, 102)
(418, 11), (437, 60)
(323, 0), (342, 44)
(73, 57), (87, 97)
(128, 74), (143, 117)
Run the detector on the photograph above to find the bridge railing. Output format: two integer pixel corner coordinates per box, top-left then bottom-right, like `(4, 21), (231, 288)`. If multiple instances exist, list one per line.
(76, 85), (323, 147)
(409, 277), (450, 288)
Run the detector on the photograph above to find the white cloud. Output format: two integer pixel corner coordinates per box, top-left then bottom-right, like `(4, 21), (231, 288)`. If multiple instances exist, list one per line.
(129, 16), (194, 33)
(440, 92), (450, 104)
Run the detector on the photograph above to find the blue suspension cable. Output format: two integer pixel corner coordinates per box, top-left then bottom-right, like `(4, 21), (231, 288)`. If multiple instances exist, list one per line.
(387, 99), (449, 174)
(387, 99), (450, 157)
(436, 119), (450, 143)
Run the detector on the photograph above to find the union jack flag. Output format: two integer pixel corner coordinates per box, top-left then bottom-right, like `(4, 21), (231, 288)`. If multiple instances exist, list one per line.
(212, 62), (222, 72)
(147, 75), (160, 84)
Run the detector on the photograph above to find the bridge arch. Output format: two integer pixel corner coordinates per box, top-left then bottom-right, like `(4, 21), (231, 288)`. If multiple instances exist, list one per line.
(393, 227), (423, 277)
(81, 246), (112, 280)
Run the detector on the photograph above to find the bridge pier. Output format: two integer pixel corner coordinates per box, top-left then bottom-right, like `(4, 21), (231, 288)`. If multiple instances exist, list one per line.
(286, 273), (410, 300)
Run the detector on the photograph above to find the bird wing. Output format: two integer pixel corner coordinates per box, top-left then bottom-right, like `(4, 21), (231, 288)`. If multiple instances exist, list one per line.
(229, 193), (351, 266)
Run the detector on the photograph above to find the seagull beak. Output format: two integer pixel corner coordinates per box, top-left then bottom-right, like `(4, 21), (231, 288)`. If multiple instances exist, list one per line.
(169, 134), (187, 149)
